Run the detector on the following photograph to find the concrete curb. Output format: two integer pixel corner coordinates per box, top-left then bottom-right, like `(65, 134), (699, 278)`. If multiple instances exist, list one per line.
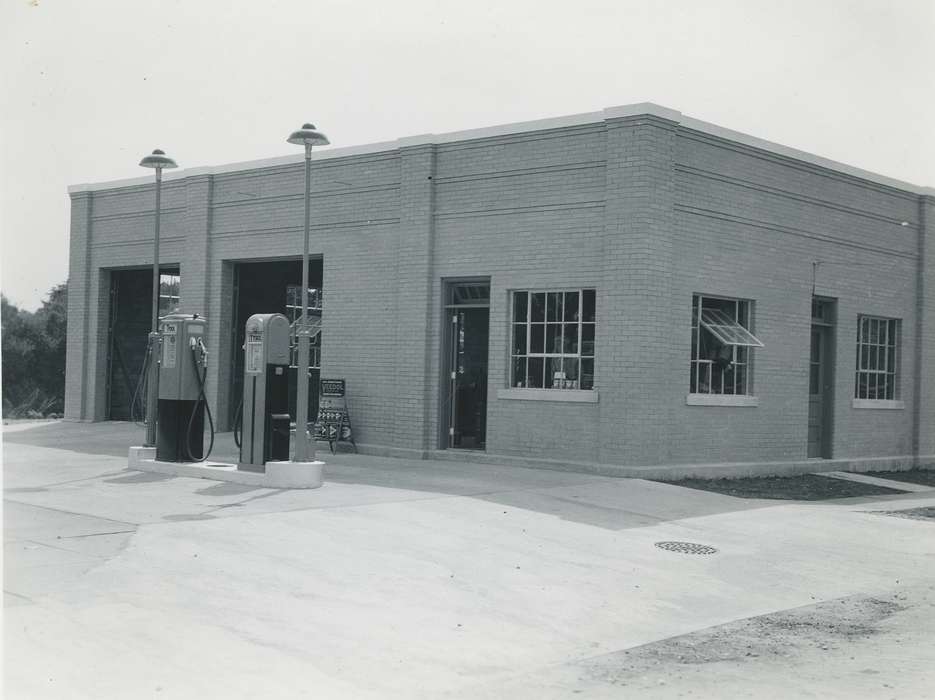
(422, 449), (934, 481)
(128, 446), (324, 489)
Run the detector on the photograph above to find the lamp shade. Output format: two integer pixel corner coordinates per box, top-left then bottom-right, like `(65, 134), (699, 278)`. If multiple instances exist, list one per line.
(287, 123), (330, 147)
(139, 149), (178, 169)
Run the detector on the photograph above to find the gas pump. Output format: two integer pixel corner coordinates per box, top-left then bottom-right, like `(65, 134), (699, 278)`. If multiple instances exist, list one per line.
(238, 313), (291, 472)
(156, 313), (214, 462)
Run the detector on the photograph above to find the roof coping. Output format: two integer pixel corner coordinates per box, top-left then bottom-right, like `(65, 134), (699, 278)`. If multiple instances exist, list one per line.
(68, 103), (934, 196)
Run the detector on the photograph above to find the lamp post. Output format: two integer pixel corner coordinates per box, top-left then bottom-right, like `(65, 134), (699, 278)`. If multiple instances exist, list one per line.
(286, 124), (329, 462)
(139, 149), (178, 447)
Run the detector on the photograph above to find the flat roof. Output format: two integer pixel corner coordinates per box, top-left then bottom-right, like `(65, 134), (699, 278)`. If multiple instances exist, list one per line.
(68, 102), (935, 196)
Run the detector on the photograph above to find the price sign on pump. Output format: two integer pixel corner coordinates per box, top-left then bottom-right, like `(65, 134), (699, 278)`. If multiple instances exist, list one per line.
(162, 322), (178, 369)
(245, 330), (263, 374)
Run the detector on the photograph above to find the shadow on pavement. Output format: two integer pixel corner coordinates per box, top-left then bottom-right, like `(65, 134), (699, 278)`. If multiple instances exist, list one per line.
(7, 420), (786, 531)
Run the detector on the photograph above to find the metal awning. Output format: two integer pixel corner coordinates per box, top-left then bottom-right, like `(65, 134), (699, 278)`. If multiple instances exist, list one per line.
(291, 314), (322, 341)
(700, 308), (764, 347)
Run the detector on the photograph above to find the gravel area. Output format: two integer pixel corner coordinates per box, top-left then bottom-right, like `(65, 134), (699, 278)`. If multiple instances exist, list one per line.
(657, 473), (905, 500)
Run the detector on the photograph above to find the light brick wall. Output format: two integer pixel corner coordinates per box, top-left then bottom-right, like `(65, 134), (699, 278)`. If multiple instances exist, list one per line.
(431, 124), (606, 460)
(65, 110), (934, 470)
(671, 131), (920, 464)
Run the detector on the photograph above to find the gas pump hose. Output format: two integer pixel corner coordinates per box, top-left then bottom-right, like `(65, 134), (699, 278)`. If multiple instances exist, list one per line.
(233, 398), (244, 449)
(184, 341), (216, 462)
(129, 345), (151, 427)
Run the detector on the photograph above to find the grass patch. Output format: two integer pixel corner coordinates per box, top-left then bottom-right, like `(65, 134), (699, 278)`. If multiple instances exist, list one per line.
(873, 506), (935, 522)
(862, 469), (935, 487)
(659, 474), (906, 500)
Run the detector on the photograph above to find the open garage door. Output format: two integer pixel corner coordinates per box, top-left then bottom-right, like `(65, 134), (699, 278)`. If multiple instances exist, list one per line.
(106, 268), (179, 421)
(229, 259), (322, 428)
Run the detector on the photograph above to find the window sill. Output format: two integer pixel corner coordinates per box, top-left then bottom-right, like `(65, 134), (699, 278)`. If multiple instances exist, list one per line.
(852, 399), (905, 410)
(686, 394), (759, 407)
(497, 388), (599, 403)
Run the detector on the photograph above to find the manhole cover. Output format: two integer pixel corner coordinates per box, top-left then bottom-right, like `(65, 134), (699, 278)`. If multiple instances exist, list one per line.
(654, 541), (718, 555)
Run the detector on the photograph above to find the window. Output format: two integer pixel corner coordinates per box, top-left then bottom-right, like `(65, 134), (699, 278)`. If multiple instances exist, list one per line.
(511, 290), (595, 390)
(158, 273), (180, 315)
(286, 285), (322, 370)
(690, 295), (763, 395)
(855, 316), (900, 400)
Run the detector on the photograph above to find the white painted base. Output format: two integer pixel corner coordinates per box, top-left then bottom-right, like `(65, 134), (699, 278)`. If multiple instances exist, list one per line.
(128, 446), (156, 468)
(128, 447), (324, 489)
(264, 461), (325, 488)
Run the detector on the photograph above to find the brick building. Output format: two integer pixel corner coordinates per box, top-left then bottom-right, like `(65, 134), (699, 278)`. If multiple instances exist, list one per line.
(65, 103), (935, 476)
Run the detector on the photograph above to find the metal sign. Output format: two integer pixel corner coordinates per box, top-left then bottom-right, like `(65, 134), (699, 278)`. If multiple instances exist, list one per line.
(245, 329), (263, 374)
(320, 378), (345, 397)
(314, 377), (355, 452)
(161, 322), (178, 369)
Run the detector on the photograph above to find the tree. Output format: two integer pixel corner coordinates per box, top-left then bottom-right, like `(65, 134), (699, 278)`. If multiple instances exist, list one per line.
(1, 282), (67, 417)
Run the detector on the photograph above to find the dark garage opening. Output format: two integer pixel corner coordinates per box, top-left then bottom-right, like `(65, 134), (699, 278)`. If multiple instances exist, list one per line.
(107, 267), (180, 420)
(230, 259), (323, 429)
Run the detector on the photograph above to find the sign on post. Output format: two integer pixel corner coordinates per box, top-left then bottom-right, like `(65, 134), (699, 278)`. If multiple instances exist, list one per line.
(314, 378), (356, 453)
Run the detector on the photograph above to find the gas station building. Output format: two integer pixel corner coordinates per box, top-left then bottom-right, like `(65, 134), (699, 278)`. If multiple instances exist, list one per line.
(65, 103), (935, 476)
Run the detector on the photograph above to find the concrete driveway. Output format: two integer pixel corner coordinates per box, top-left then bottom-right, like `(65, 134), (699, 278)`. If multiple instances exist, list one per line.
(4, 421), (934, 699)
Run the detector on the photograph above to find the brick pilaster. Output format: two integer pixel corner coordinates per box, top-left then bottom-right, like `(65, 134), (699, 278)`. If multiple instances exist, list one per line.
(597, 113), (680, 465)
(64, 192), (92, 419)
(394, 142), (437, 450)
(915, 195), (935, 459)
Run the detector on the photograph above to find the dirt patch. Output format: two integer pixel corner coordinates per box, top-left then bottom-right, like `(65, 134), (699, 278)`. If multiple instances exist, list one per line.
(871, 506), (935, 522)
(581, 595), (905, 684)
(658, 474), (905, 500)
(862, 469), (935, 487)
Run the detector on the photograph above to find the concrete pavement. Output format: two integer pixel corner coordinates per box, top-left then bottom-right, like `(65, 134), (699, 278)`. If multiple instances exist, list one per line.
(4, 421), (934, 698)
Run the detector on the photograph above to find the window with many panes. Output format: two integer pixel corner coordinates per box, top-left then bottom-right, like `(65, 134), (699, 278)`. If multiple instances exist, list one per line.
(286, 285), (323, 370)
(855, 316), (900, 400)
(158, 273), (180, 316)
(511, 290), (595, 390)
(690, 294), (763, 395)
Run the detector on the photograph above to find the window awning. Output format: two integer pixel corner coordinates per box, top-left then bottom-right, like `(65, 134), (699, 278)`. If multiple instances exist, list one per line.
(700, 309), (764, 347)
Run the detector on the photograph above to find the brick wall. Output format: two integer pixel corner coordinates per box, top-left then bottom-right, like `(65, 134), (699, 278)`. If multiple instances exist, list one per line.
(65, 108), (934, 471)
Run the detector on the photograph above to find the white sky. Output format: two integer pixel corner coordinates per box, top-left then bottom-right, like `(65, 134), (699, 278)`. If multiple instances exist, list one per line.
(1, 0), (933, 311)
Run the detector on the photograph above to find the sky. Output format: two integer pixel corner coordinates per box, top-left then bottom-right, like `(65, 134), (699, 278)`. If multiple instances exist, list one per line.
(1, 0), (933, 311)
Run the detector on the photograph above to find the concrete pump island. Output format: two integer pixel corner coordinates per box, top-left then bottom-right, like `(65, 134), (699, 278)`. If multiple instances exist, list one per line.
(64, 103), (935, 480)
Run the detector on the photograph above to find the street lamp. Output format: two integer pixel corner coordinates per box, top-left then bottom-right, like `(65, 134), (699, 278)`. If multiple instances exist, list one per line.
(139, 148), (178, 447)
(286, 123), (329, 462)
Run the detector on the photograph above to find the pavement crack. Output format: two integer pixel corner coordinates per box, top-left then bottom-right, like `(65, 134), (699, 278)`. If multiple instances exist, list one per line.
(59, 530), (137, 539)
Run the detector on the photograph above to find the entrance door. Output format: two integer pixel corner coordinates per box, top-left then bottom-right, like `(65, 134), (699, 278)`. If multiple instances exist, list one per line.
(808, 298), (835, 458)
(445, 283), (490, 449)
